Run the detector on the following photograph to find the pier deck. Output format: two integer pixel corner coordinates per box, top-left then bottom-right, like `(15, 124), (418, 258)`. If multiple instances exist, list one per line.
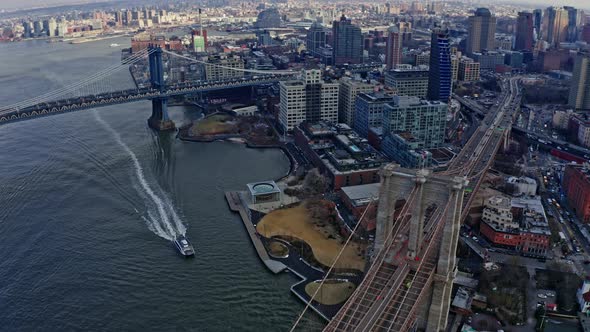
(225, 191), (286, 274)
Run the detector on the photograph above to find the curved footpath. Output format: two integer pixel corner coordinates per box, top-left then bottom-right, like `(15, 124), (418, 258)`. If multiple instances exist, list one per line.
(224, 190), (363, 321)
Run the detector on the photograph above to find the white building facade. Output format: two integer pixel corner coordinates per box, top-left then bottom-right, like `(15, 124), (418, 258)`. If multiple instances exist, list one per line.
(279, 70), (339, 131)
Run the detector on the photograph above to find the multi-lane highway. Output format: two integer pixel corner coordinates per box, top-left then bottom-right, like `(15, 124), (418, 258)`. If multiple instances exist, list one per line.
(447, 77), (522, 217)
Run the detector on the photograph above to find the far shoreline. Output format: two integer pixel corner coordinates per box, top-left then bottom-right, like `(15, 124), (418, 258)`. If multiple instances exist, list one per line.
(176, 126), (295, 182)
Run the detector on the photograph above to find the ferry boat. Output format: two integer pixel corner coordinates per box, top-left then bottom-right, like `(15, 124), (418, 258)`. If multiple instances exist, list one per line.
(174, 235), (195, 257)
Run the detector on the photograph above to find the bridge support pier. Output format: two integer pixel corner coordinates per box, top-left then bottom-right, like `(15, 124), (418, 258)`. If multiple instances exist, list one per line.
(375, 164), (415, 254)
(407, 169), (428, 259)
(148, 97), (175, 131)
(426, 177), (466, 332)
(148, 46), (175, 131)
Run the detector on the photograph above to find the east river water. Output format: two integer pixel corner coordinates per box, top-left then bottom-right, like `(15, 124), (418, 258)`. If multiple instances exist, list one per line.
(0, 37), (322, 331)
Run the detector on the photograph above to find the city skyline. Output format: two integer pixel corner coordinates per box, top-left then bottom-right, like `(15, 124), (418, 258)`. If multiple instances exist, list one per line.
(2, 0), (590, 331)
(2, 0), (590, 12)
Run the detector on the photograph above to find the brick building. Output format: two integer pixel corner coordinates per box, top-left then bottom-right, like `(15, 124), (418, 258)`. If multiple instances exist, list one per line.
(339, 183), (380, 231)
(131, 34), (184, 52)
(563, 165), (590, 223)
(479, 195), (550, 257)
(293, 122), (388, 190)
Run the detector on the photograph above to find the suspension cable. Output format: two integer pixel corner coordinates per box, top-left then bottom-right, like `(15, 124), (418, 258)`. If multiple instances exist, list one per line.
(337, 187), (419, 329)
(9, 49), (151, 108)
(0, 49), (153, 111)
(289, 197), (376, 332)
(0, 49), (150, 111)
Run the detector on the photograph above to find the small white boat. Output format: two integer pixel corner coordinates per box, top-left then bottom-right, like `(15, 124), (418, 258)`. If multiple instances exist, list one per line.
(174, 235), (195, 257)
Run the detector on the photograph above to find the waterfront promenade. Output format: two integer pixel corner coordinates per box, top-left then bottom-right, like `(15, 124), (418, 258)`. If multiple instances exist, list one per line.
(225, 190), (364, 321)
(225, 191), (287, 274)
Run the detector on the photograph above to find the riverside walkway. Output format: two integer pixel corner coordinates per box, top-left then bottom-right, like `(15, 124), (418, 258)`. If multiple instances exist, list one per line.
(225, 191), (287, 274)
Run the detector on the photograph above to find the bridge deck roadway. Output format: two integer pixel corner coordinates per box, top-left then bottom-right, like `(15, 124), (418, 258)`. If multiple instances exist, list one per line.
(324, 77), (522, 332)
(0, 75), (292, 125)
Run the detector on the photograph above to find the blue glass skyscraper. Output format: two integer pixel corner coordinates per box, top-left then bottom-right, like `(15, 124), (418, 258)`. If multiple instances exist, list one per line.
(427, 29), (452, 102)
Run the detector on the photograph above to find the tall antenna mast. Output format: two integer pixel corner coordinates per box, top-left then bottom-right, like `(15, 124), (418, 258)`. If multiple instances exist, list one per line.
(199, 8), (203, 36)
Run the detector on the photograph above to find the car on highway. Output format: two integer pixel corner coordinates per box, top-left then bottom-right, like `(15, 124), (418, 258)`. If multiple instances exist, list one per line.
(537, 294), (548, 299)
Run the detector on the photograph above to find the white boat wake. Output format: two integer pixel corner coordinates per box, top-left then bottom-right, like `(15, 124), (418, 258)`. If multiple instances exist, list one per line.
(93, 111), (186, 240)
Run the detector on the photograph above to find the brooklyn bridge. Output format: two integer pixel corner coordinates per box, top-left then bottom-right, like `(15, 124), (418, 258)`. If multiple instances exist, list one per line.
(291, 77), (521, 332)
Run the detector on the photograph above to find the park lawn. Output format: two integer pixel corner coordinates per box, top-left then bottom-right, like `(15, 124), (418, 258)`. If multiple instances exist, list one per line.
(191, 114), (236, 135)
(256, 203), (365, 271)
(305, 280), (356, 305)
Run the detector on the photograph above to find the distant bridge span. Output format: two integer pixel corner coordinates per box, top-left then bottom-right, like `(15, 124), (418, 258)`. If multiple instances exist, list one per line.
(0, 75), (291, 126)
(0, 47), (295, 128)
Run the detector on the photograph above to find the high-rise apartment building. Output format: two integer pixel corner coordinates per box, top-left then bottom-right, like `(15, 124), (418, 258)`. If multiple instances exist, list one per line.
(42, 19), (50, 36)
(22, 21), (32, 38)
(515, 12), (534, 51)
(332, 15), (363, 65)
(382, 96), (447, 149)
(36, 17), (57, 37)
(583, 24), (590, 44)
(306, 22), (327, 55)
(124, 10), (133, 25)
(385, 26), (402, 70)
(569, 52), (590, 110)
(533, 9), (543, 40)
(381, 96), (447, 167)
(354, 92), (395, 138)
(451, 55), (459, 83)
(338, 79), (374, 125)
(466, 8), (497, 55)
(543, 7), (569, 47)
(385, 66), (430, 97)
(458, 57), (481, 82)
(48, 18), (57, 37)
(56, 21), (67, 37)
(114, 11), (123, 26)
(427, 30), (452, 102)
(33, 21), (42, 36)
(565, 6), (581, 43)
(279, 70), (339, 131)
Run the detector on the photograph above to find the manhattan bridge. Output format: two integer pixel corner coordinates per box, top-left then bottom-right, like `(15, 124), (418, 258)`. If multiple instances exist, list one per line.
(0, 46), (295, 129)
